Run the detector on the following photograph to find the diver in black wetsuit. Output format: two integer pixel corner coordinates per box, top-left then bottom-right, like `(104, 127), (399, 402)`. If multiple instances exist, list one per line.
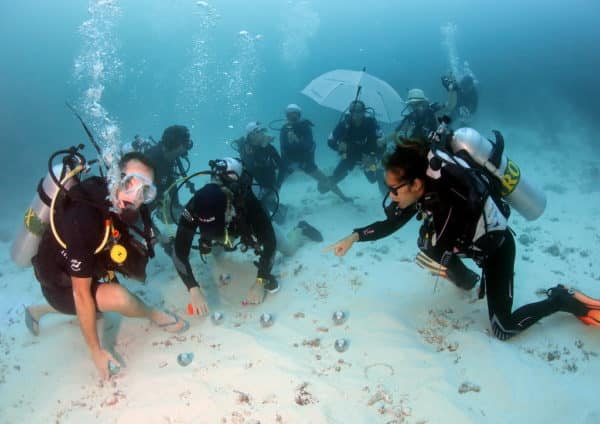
(231, 122), (286, 222)
(441, 73), (479, 126)
(326, 143), (600, 339)
(130, 125), (194, 220)
(172, 180), (279, 315)
(394, 88), (448, 142)
(327, 100), (386, 195)
(278, 104), (349, 202)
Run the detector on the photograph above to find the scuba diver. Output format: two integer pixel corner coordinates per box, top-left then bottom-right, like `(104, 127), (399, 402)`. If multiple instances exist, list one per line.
(231, 121), (286, 223)
(327, 100), (386, 195)
(22, 149), (187, 380)
(172, 157), (279, 313)
(278, 104), (350, 202)
(393, 88), (451, 143)
(124, 125), (195, 254)
(132, 125), (194, 217)
(327, 127), (600, 339)
(441, 73), (479, 126)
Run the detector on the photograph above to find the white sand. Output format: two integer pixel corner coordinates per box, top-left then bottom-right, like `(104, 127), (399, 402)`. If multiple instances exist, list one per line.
(1, 124), (600, 423)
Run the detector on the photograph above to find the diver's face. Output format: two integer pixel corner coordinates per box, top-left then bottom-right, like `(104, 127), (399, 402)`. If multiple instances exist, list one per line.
(350, 108), (365, 125)
(410, 101), (427, 113)
(384, 170), (423, 209)
(249, 130), (270, 146)
(116, 160), (156, 211)
(286, 111), (300, 123)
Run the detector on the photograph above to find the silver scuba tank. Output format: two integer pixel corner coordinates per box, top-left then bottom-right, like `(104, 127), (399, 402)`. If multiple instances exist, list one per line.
(450, 127), (546, 221)
(10, 164), (77, 267)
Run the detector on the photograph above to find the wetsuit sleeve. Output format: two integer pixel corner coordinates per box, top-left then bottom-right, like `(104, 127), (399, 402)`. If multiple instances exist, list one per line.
(353, 206), (417, 242)
(246, 192), (276, 279)
(300, 120), (315, 146)
(328, 122), (344, 151)
(62, 205), (103, 278)
(173, 197), (200, 290)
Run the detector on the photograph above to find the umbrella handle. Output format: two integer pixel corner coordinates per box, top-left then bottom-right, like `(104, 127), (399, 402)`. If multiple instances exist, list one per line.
(354, 85), (362, 103)
(353, 66), (366, 102)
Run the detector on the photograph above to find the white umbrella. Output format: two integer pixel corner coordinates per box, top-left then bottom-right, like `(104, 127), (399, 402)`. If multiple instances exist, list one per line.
(301, 69), (405, 123)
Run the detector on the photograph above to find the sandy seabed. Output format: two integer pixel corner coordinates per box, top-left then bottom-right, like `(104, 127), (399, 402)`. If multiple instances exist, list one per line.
(1, 124), (600, 424)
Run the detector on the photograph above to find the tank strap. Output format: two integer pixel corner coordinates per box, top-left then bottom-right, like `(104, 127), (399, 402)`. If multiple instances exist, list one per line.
(489, 130), (505, 168)
(36, 178), (52, 207)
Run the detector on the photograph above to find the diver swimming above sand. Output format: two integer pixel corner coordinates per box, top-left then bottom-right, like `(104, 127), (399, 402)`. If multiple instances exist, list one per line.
(326, 132), (600, 339)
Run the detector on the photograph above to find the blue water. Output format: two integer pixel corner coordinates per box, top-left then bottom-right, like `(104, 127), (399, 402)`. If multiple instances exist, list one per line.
(1, 0), (599, 235)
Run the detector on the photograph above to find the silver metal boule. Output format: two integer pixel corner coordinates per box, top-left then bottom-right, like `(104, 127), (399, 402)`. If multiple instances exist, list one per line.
(177, 352), (194, 367)
(219, 273), (232, 285)
(211, 311), (224, 325)
(332, 310), (347, 325)
(108, 360), (120, 376)
(334, 338), (349, 352)
(260, 312), (274, 328)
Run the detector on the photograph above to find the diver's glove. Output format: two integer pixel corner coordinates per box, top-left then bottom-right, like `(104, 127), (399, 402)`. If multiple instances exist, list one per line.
(415, 251), (448, 278)
(441, 75), (457, 91)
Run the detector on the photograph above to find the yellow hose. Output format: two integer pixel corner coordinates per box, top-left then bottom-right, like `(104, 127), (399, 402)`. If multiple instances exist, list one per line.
(49, 165), (110, 254)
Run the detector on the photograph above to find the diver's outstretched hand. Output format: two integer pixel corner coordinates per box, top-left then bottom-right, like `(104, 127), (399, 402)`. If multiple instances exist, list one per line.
(324, 233), (359, 257)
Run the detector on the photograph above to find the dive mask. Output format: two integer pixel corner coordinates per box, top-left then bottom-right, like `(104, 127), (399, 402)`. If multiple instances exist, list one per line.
(120, 172), (157, 204)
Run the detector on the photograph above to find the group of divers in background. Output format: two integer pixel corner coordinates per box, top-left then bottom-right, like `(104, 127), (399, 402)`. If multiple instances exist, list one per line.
(11, 71), (600, 380)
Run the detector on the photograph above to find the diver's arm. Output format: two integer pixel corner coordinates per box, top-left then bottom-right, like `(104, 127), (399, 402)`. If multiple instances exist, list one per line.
(353, 205), (417, 242)
(173, 210), (200, 290)
(72, 276), (101, 353)
(327, 122), (344, 151)
(72, 276), (117, 379)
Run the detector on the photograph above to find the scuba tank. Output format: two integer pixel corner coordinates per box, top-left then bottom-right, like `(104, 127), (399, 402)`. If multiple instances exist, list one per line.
(450, 127), (546, 221)
(11, 151), (86, 267)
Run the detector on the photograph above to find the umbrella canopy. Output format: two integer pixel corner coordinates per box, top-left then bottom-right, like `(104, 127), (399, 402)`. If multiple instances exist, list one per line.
(301, 69), (405, 123)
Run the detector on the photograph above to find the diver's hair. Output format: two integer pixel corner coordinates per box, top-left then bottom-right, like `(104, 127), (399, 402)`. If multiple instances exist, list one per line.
(161, 125), (190, 151)
(383, 143), (429, 181)
(119, 151), (155, 173)
(349, 100), (366, 112)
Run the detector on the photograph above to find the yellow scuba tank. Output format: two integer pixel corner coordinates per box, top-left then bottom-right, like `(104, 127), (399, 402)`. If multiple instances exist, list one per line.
(450, 127), (546, 221)
(11, 163), (80, 267)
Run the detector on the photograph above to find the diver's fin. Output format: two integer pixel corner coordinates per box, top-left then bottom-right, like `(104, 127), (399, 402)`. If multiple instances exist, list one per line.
(297, 221), (323, 242)
(546, 284), (600, 327)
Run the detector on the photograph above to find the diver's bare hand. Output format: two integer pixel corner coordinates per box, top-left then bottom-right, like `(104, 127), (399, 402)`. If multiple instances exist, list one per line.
(323, 233), (359, 257)
(92, 348), (119, 380)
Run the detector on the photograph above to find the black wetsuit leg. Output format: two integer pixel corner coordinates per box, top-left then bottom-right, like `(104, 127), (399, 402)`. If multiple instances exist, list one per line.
(484, 231), (561, 340)
(331, 158), (355, 183)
